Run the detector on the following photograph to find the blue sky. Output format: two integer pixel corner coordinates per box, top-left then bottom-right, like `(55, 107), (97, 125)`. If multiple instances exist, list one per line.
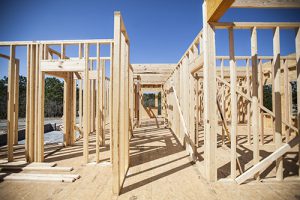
(0, 0), (300, 78)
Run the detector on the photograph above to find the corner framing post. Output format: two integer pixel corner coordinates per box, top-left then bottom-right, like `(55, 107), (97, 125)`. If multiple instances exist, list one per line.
(273, 27), (283, 180)
(112, 12), (122, 195)
(203, 1), (217, 182)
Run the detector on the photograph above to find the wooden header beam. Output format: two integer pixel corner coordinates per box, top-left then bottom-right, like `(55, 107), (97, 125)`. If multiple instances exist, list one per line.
(207, 0), (235, 22)
(0, 39), (113, 46)
(232, 0), (300, 8)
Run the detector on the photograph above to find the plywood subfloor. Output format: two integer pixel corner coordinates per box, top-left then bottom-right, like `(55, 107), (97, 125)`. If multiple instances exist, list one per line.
(0, 119), (299, 200)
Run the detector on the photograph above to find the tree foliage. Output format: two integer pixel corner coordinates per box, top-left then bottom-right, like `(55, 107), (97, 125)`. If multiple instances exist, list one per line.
(0, 76), (64, 119)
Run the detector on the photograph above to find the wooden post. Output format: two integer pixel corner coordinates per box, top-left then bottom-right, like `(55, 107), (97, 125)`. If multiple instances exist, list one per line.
(83, 43), (90, 164)
(112, 12), (121, 194)
(220, 58), (225, 145)
(246, 58), (251, 144)
(37, 70), (45, 162)
(79, 44), (83, 130)
(195, 73), (200, 147)
(203, 1), (217, 182)
(251, 27), (260, 179)
(124, 40), (130, 171)
(7, 45), (15, 162)
(13, 60), (19, 145)
(273, 27), (283, 180)
(258, 59), (264, 144)
(72, 78), (76, 145)
(229, 28), (237, 179)
(101, 59), (106, 146)
(34, 44), (40, 161)
(96, 43), (100, 163)
(283, 59), (290, 142)
(25, 44), (31, 161)
(296, 27), (300, 177)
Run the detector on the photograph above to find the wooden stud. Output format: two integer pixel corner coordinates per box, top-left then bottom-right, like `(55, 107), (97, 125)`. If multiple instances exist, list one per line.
(83, 43), (90, 164)
(273, 27), (283, 180)
(96, 43), (100, 163)
(251, 27), (260, 179)
(203, 1), (217, 182)
(112, 12), (121, 194)
(283, 59), (290, 142)
(7, 45), (15, 162)
(296, 27), (300, 177)
(13, 60), (19, 145)
(220, 58), (225, 145)
(229, 27), (237, 179)
(25, 44), (31, 161)
(258, 59), (264, 144)
(246, 58), (251, 144)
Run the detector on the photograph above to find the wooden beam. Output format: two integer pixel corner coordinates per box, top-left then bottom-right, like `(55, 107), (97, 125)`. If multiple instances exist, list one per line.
(112, 11), (121, 195)
(7, 45), (15, 162)
(229, 28), (237, 179)
(246, 59), (251, 144)
(83, 43), (90, 164)
(295, 27), (300, 177)
(251, 27), (260, 179)
(96, 43), (101, 163)
(40, 59), (85, 72)
(207, 0), (235, 22)
(273, 27), (283, 180)
(232, 0), (300, 8)
(13, 60), (19, 145)
(203, 1), (217, 182)
(25, 45), (31, 162)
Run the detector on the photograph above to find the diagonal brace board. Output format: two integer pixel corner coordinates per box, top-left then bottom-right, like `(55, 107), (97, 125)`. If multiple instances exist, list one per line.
(235, 135), (300, 184)
(171, 85), (196, 162)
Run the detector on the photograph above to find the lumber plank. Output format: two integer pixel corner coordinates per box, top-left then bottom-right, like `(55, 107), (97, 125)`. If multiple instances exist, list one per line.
(232, 0), (300, 8)
(203, 1), (217, 182)
(296, 27), (300, 177)
(251, 27), (260, 179)
(235, 135), (300, 184)
(7, 45), (16, 162)
(40, 59), (85, 72)
(207, 0), (235, 22)
(273, 27), (283, 180)
(229, 27), (237, 179)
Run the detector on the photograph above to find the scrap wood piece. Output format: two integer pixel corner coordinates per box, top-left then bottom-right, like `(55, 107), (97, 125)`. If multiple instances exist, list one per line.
(0, 161), (56, 168)
(0, 173), (76, 183)
(22, 166), (73, 172)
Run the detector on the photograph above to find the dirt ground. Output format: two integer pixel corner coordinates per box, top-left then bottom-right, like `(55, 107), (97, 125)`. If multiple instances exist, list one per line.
(0, 118), (299, 200)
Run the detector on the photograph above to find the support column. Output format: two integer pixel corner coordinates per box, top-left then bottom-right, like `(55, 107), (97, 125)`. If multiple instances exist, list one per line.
(7, 45), (15, 162)
(203, 1), (217, 182)
(25, 44), (31, 161)
(229, 27), (237, 179)
(251, 27), (260, 180)
(273, 27), (283, 180)
(83, 43), (90, 164)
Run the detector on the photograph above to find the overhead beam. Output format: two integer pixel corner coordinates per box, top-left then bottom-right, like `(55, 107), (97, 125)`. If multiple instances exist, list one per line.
(232, 0), (300, 8)
(207, 0), (235, 22)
